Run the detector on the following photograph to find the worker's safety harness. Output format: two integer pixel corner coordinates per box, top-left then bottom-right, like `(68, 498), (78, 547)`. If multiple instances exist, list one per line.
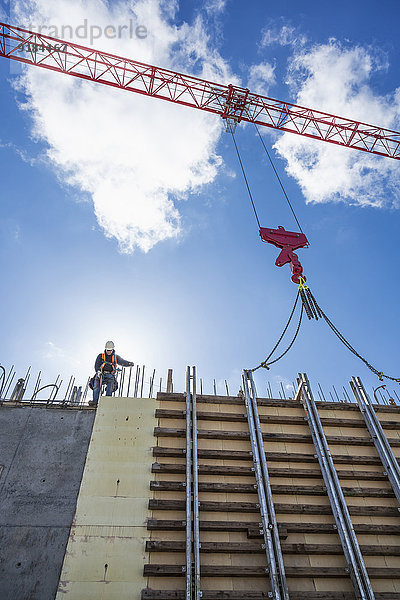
(100, 352), (117, 374)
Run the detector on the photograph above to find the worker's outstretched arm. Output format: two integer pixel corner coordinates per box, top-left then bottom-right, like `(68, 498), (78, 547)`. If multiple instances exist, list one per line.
(116, 355), (134, 367)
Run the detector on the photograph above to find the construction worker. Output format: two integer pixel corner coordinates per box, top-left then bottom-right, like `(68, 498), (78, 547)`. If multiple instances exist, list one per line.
(90, 341), (134, 406)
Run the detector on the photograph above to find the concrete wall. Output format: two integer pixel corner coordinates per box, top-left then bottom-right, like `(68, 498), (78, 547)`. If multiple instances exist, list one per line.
(0, 405), (95, 600)
(56, 396), (158, 599)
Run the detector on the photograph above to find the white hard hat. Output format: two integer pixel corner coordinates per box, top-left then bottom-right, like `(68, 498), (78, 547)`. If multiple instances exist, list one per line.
(105, 341), (115, 350)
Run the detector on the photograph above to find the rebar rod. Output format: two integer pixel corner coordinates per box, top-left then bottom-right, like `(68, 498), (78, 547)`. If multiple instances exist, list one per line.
(120, 367), (125, 397)
(81, 377), (90, 404)
(62, 375), (73, 404)
(134, 366), (140, 397)
(149, 369), (156, 398)
(141, 365), (145, 398)
(4, 371), (15, 400)
(0, 365), (6, 399)
(127, 365), (133, 397)
(1, 365), (14, 400)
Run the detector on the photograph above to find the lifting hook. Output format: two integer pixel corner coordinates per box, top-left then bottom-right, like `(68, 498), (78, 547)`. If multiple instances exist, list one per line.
(259, 225), (309, 284)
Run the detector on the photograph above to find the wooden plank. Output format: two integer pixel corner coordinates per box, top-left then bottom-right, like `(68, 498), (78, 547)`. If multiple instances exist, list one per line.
(142, 590), (400, 600)
(152, 446), (383, 465)
(147, 518), (262, 532)
(144, 564), (400, 578)
(145, 540), (400, 556)
(145, 540), (264, 553)
(151, 462), (387, 481)
(149, 499), (261, 512)
(154, 427), (400, 446)
(155, 408), (400, 430)
(146, 515), (400, 536)
(274, 503), (400, 516)
(250, 522), (400, 536)
(153, 447), (254, 460)
(156, 391), (400, 413)
(150, 480), (394, 497)
(148, 499), (399, 516)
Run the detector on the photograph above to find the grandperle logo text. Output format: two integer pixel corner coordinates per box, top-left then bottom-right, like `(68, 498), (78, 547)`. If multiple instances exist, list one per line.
(28, 19), (148, 45)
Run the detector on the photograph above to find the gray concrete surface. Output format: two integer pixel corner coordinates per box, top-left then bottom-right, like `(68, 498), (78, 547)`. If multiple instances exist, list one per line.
(0, 405), (95, 600)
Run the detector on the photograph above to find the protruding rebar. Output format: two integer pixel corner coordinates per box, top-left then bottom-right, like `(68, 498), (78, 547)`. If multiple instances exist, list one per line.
(140, 365), (145, 397)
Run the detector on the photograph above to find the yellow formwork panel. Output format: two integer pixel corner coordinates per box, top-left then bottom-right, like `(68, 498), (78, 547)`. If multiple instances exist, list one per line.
(56, 396), (158, 600)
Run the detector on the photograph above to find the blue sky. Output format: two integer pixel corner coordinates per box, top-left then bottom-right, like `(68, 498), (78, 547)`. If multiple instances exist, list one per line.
(1, 0), (400, 401)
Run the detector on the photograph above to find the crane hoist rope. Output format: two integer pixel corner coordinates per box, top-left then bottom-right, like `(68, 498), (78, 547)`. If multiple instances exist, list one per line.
(230, 129), (400, 383)
(251, 121), (305, 236)
(229, 130), (261, 228)
(229, 127), (309, 284)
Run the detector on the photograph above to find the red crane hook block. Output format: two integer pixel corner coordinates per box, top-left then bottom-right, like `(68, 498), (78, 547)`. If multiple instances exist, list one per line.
(259, 226), (309, 284)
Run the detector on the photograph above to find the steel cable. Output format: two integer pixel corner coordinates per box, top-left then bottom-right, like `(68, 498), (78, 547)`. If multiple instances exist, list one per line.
(230, 130), (261, 228)
(308, 288), (400, 383)
(252, 121), (305, 236)
(251, 292), (303, 371)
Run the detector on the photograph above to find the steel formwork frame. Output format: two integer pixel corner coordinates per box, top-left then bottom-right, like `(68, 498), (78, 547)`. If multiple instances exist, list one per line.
(185, 366), (201, 600)
(185, 367), (192, 600)
(243, 370), (289, 600)
(350, 376), (400, 508)
(298, 373), (375, 600)
(1, 22), (400, 160)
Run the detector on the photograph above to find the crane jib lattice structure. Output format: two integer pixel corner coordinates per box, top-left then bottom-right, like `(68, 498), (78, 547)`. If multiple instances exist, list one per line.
(1, 22), (400, 160)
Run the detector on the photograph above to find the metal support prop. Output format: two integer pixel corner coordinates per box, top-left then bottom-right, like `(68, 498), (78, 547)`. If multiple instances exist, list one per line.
(298, 373), (375, 600)
(192, 366), (201, 600)
(242, 370), (289, 600)
(185, 366), (201, 600)
(185, 367), (192, 600)
(350, 376), (400, 507)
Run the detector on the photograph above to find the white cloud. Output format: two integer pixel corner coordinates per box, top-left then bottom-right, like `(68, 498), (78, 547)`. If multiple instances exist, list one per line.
(274, 40), (400, 208)
(271, 375), (295, 397)
(12, 0), (236, 252)
(247, 61), (275, 95)
(43, 341), (65, 360)
(43, 341), (81, 367)
(204, 0), (227, 14)
(261, 24), (306, 48)
(0, 218), (22, 244)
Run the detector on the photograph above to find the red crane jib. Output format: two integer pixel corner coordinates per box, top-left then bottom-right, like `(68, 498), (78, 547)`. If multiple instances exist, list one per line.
(259, 226), (309, 284)
(0, 23), (399, 159)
